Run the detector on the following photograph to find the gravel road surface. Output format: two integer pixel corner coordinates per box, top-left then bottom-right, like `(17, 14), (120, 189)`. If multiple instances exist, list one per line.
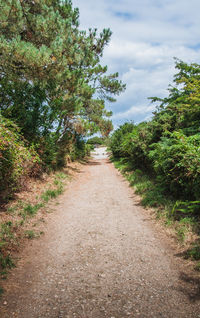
(0, 148), (199, 317)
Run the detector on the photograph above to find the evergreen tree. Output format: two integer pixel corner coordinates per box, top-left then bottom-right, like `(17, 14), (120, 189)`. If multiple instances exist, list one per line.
(0, 0), (125, 165)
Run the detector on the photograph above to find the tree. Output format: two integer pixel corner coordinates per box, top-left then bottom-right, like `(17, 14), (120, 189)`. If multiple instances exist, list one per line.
(110, 59), (200, 200)
(149, 59), (200, 136)
(0, 0), (125, 166)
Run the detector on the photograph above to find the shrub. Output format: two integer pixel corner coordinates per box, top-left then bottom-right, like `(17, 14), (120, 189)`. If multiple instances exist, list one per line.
(149, 132), (200, 199)
(0, 115), (41, 199)
(87, 136), (104, 146)
(69, 136), (90, 161)
(110, 122), (135, 157)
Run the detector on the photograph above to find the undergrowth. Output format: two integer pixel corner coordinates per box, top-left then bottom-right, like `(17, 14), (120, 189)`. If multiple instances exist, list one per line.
(112, 157), (200, 269)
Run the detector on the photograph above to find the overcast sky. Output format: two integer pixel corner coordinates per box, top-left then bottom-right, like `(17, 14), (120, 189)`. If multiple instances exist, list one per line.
(73, 0), (200, 127)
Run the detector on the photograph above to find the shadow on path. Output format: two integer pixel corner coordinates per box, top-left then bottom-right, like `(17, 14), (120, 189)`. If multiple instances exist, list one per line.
(177, 272), (200, 303)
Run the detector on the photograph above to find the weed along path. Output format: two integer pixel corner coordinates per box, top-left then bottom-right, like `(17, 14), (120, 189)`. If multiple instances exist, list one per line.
(0, 148), (200, 318)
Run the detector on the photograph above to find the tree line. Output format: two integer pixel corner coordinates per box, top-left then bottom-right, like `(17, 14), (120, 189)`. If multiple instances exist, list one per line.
(0, 0), (125, 199)
(110, 59), (200, 217)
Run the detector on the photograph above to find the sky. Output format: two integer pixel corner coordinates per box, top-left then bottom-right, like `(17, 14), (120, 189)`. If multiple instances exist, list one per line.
(73, 0), (200, 127)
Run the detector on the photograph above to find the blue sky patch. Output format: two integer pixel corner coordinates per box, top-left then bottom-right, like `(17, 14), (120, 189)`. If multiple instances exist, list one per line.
(188, 43), (200, 50)
(114, 11), (136, 20)
(73, 0), (200, 127)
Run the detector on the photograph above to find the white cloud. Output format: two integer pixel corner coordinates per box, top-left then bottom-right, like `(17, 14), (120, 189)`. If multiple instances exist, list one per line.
(112, 104), (155, 120)
(73, 0), (200, 126)
(104, 41), (200, 68)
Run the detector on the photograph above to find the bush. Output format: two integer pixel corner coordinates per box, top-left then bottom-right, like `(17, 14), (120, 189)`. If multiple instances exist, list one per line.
(110, 122), (135, 157)
(69, 136), (90, 161)
(149, 132), (200, 199)
(0, 115), (41, 199)
(87, 136), (104, 146)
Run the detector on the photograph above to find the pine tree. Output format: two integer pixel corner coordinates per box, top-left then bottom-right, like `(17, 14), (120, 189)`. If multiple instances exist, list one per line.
(0, 0), (125, 166)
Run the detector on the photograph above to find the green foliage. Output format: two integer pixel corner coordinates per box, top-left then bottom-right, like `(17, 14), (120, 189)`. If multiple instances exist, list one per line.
(87, 136), (104, 145)
(0, 115), (41, 198)
(176, 224), (188, 242)
(55, 172), (68, 180)
(110, 122), (135, 157)
(41, 189), (60, 202)
(113, 159), (170, 209)
(0, 221), (16, 273)
(110, 59), (200, 256)
(22, 203), (44, 217)
(0, 0), (124, 177)
(69, 135), (91, 161)
(149, 132), (200, 199)
(0, 254), (15, 270)
(172, 201), (200, 220)
(0, 0), (125, 199)
(0, 221), (17, 246)
(41, 172), (68, 202)
(110, 60), (200, 203)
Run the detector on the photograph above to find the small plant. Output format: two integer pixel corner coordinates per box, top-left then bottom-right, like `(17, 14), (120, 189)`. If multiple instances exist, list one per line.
(164, 219), (173, 227)
(55, 172), (67, 180)
(54, 179), (61, 186)
(0, 254), (15, 280)
(0, 221), (14, 243)
(19, 220), (24, 226)
(24, 230), (37, 239)
(176, 224), (188, 243)
(41, 186), (63, 202)
(23, 203), (43, 216)
(0, 254), (15, 270)
(41, 189), (57, 202)
(171, 200), (200, 220)
(1, 270), (8, 280)
(23, 204), (37, 215)
(135, 179), (152, 195)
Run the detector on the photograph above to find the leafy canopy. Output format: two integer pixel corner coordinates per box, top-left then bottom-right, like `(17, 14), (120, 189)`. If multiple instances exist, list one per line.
(0, 0), (125, 141)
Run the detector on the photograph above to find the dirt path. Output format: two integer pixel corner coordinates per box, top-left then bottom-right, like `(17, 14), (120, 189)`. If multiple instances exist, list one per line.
(0, 148), (199, 318)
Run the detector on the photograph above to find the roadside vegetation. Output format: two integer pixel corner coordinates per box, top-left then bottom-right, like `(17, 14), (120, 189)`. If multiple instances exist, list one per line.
(110, 59), (200, 270)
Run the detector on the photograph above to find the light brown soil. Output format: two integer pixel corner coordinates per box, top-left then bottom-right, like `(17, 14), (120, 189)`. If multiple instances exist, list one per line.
(0, 152), (200, 318)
